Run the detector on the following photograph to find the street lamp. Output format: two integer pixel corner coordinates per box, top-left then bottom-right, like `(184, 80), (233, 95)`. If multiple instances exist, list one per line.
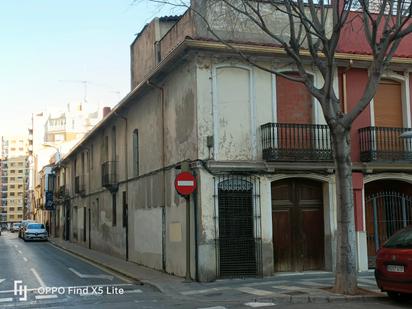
(41, 143), (61, 238)
(42, 143), (61, 163)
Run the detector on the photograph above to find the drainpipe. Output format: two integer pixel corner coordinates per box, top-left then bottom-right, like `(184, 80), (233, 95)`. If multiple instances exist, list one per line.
(147, 80), (166, 271)
(114, 111), (129, 261)
(342, 59), (353, 114)
(193, 168), (199, 281)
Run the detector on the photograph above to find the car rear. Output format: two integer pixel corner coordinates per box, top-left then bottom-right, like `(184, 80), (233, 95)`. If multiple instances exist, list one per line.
(375, 227), (412, 296)
(11, 223), (21, 233)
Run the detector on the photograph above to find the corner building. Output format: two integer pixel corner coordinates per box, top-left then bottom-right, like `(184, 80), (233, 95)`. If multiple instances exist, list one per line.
(53, 1), (412, 281)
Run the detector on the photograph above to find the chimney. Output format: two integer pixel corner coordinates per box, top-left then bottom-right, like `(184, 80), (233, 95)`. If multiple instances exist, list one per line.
(103, 107), (111, 118)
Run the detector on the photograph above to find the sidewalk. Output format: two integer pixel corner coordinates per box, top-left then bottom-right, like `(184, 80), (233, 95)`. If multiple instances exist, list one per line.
(49, 237), (386, 304)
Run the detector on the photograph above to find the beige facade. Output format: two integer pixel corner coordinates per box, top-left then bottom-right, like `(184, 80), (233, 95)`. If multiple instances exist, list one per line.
(1, 136), (29, 225)
(51, 0), (412, 282)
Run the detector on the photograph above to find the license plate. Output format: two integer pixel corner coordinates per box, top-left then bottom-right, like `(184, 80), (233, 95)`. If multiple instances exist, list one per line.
(387, 265), (404, 272)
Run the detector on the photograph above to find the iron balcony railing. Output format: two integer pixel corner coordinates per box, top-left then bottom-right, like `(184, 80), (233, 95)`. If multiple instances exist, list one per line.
(359, 126), (412, 162)
(261, 122), (333, 162)
(101, 161), (118, 191)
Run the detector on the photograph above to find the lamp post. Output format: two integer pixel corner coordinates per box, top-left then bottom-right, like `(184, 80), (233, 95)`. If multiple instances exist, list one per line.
(41, 143), (61, 238)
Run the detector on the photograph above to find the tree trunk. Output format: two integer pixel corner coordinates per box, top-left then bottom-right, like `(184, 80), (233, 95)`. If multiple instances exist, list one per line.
(331, 126), (358, 294)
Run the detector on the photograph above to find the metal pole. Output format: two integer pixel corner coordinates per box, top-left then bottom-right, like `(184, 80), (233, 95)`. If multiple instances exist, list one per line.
(185, 195), (191, 282)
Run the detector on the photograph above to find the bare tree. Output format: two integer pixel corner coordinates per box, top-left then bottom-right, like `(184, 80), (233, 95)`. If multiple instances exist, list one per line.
(142, 0), (412, 294)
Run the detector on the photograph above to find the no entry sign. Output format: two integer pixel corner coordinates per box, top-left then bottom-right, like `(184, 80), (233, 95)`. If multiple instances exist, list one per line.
(175, 172), (196, 196)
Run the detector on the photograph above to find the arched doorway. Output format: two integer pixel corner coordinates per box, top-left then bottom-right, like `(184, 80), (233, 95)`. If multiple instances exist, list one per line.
(218, 177), (257, 278)
(271, 178), (325, 272)
(365, 180), (412, 267)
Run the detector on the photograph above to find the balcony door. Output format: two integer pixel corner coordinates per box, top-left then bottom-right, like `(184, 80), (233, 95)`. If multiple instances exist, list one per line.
(272, 179), (325, 272)
(276, 75), (314, 156)
(373, 80), (404, 157)
(277, 75), (312, 125)
(374, 80), (402, 128)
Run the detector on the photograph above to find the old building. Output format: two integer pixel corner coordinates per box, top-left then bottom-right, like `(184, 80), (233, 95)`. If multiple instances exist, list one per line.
(52, 1), (412, 281)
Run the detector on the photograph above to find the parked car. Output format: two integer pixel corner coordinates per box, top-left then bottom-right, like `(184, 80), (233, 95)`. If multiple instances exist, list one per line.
(375, 226), (412, 300)
(11, 223), (21, 233)
(18, 220), (34, 238)
(22, 223), (48, 241)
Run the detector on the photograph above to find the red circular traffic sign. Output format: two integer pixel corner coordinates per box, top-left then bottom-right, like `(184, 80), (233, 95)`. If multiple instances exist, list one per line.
(175, 172), (197, 196)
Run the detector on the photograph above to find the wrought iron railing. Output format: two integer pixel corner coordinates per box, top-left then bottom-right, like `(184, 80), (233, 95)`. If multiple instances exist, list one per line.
(261, 123), (333, 162)
(359, 126), (412, 162)
(101, 161), (118, 191)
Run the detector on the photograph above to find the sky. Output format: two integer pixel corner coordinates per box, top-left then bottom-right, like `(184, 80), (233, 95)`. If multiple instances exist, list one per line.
(0, 0), (184, 136)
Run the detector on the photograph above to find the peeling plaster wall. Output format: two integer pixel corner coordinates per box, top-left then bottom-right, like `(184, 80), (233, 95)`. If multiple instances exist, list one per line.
(191, 0), (333, 48)
(196, 56), (325, 162)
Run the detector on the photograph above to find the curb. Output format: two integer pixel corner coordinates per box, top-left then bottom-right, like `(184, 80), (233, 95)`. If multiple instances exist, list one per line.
(48, 240), (164, 293)
(259, 293), (386, 304)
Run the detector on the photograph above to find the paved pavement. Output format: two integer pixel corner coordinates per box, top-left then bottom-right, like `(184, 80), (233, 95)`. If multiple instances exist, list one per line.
(1, 232), (411, 308)
(48, 235), (389, 304)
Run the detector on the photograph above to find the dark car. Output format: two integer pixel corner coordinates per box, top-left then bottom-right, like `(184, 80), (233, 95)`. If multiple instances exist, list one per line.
(375, 226), (412, 300)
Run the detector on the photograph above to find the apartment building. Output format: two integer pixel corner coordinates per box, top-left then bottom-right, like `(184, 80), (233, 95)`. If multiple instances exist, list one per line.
(31, 103), (104, 227)
(1, 136), (29, 226)
(51, 1), (412, 281)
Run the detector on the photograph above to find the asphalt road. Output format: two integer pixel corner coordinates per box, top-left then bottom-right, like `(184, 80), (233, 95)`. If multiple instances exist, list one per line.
(0, 231), (411, 309)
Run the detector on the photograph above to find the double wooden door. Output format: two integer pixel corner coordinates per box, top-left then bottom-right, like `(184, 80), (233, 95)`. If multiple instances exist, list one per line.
(272, 179), (325, 272)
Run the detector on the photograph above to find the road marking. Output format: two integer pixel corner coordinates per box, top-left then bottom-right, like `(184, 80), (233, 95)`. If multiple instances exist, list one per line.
(80, 293), (102, 297)
(197, 307), (226, 309)
(245, 302), (277, 308)
(0, 279), (5, 285)
(272, 285), (307, 291)
(237, 287), (274, 296)
(17, 250), (22, 254)
(35, 295), (58, 300)
(14, 245), (17, 248)
(299, 281), (329, 287)
(358, 278), (378, 285)
(68, 268), (113, 280)
(181, 287), (231, 295)
(0, 298), (12, 303)
(49, 243), (132, 283)
(31, 268), (46, 287)
(124, 289), (142, 294)
(23, 257), (28, 262)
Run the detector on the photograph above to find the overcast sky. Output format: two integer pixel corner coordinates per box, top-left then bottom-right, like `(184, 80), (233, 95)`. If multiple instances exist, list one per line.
(0, 0), (184, 136)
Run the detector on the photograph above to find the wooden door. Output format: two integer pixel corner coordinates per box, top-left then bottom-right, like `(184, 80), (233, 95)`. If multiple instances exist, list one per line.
(272, 179), (324, 272)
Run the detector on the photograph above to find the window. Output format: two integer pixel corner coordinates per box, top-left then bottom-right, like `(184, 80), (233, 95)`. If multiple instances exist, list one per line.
(111, 126), (116, 161)
(90, 144), (94, 170)
(122, 191), (128, 228)
(112, 194), (116, 226)
(133, 129), (139, 176)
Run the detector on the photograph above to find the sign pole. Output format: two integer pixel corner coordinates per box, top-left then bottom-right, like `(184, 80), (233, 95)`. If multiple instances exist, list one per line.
(185, 194), (191, 282)
(174, 167), (196, 283)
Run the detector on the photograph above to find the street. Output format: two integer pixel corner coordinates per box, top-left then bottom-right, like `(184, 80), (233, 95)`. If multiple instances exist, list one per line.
(0, 232), (411, 308)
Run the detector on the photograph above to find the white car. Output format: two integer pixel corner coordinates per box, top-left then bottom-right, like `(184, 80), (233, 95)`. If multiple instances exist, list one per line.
(23, 223), (48, 241)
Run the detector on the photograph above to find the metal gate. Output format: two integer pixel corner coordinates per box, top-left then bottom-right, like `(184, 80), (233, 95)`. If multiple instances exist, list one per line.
(366, 191), (412, 267)
(214, 176), (262, 278)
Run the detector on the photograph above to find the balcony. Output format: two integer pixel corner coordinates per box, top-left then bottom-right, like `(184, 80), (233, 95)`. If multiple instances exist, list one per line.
(101, 161), (118, 193)
(74, 175), (87, 196)
(261, 123), (333, 162)
(359, 127), (412, 162)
